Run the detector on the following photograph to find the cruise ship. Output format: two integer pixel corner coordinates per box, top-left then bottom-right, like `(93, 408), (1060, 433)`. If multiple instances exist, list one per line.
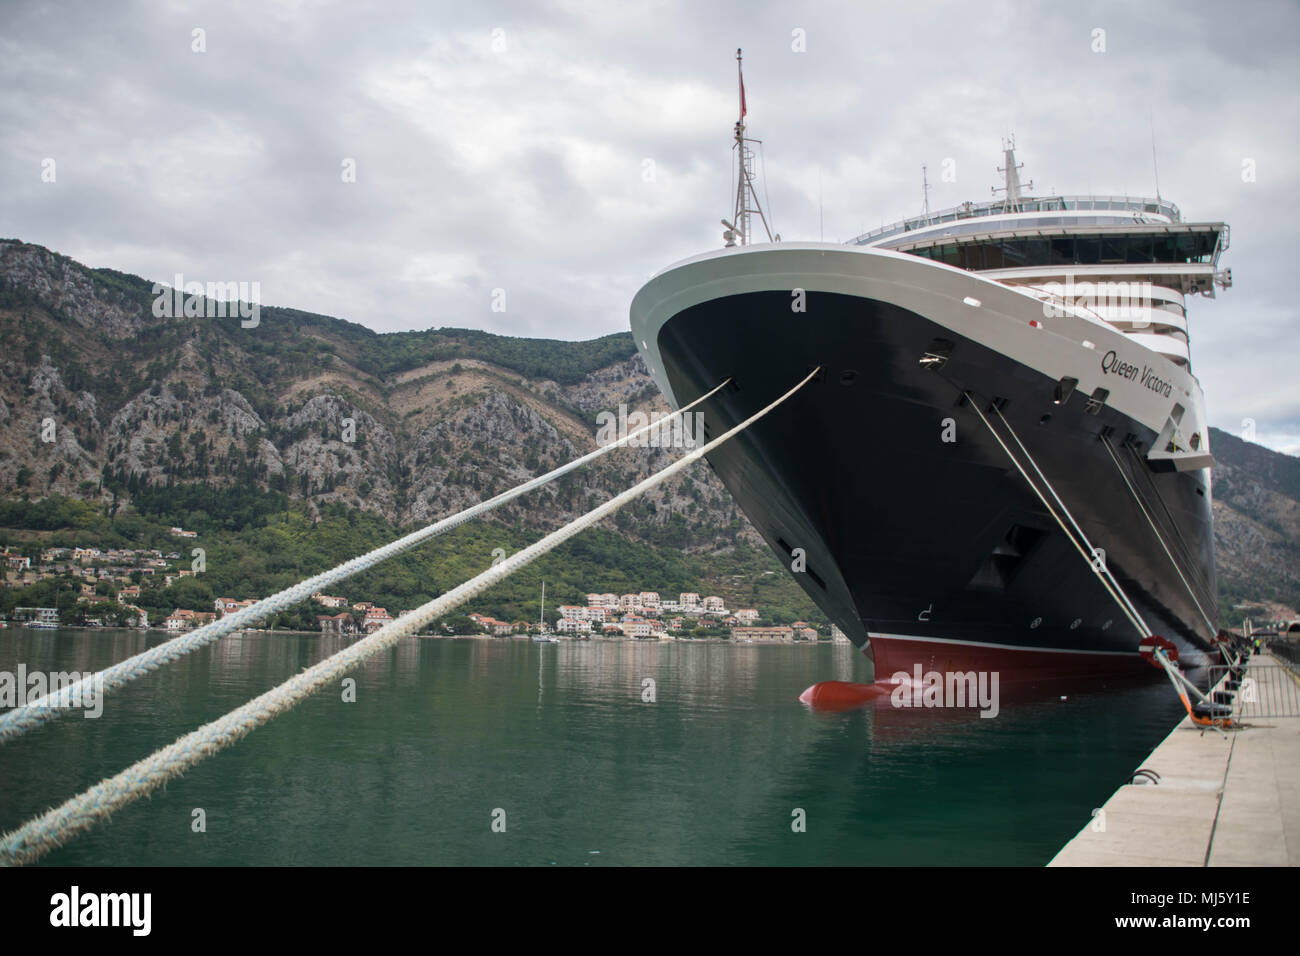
(630, 54), (1231, 680)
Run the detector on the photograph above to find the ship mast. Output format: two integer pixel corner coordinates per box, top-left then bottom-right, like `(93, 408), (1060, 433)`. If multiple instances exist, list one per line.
(993, 135), (1033, 213)
(722, 48), (773, 247)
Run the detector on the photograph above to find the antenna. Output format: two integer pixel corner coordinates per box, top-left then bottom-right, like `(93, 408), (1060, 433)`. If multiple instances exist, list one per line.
(724, 48), (774, 247)
(819, 167), (824, 241)
(1149, 109), (1162, 202)
(921, 163), (931, 216)
(992, 135), (1033, 213)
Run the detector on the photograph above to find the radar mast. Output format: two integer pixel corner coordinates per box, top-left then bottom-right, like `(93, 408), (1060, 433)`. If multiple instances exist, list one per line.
(722, 49), (774, 247)
(993, 136), (1034, 213)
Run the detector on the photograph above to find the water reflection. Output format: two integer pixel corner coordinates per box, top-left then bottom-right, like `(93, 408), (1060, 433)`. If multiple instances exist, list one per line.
(0, 630), (1187, 866)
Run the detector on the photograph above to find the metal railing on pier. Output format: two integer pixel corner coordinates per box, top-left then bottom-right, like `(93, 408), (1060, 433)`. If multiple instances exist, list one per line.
(1267, 639), (1300, 676)
(1207, 655), (1300, 719)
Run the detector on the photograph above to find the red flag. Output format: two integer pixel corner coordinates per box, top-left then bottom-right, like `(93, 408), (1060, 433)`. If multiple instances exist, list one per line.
(740, 74), (747, 118)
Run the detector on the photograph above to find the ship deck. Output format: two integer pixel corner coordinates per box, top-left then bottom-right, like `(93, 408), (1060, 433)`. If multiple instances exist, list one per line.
(1049, 651), (1300, 866)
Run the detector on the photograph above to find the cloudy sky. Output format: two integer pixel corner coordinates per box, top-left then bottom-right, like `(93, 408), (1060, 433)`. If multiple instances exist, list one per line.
(2, 0), (1297, 451)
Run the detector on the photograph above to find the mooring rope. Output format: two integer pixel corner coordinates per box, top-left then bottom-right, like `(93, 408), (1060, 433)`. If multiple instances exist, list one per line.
(1099, 434), (1218, 636)
(964, 393), (1151, 639)
(989, 403), (1151, 634)
(0, 379), (730, 744)
(0, 368), (817, 866)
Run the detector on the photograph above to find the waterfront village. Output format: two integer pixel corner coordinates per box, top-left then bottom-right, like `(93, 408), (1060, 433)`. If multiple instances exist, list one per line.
(0, 543), (848, 643)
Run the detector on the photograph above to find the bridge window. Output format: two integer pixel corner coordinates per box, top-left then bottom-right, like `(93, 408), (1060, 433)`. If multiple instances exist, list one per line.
(1126, 236), (1154, 263)
(906, 231), (1220, 269)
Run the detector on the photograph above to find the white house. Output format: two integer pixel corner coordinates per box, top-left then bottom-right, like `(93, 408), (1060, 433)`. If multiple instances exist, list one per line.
(363, 607), (392, 633)
(620, 617), (652, 638)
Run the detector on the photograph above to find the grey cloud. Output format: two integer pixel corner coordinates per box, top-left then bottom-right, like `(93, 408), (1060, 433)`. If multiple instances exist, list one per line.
(0, 0), (1296, 449)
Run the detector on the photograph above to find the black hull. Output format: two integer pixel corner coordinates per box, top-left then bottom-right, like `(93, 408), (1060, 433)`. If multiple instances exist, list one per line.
(656, 290), (1218, 676)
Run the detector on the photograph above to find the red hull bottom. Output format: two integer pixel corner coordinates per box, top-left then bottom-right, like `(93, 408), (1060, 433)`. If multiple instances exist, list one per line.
(868, 635), (1149, 684)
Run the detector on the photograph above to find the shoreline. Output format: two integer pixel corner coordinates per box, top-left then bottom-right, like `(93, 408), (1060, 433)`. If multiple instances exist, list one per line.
(2, 624), (836, 645)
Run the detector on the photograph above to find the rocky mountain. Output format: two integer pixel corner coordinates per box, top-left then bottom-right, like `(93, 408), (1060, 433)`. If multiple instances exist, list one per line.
(0, 238), (1296, 624)
(0, 239), (749, 556)
(1206, 427), (1300, 618)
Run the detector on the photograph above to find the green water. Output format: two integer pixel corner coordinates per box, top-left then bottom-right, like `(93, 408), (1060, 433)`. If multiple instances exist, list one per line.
(0, 629), (1188, 865)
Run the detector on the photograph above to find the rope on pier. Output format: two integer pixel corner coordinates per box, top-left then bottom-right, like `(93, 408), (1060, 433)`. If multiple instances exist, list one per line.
(0, 379), (730, 745)
(0, 368), (818, 866)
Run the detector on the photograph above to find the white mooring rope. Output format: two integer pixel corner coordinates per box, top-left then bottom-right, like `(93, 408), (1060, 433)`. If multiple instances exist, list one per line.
(0, 379), (730, 744)
(964, 393), (1152, 639)
(989, 403), (1151, 635)
(0, 368), (817, 866)
(1099, 433), (1218, 636)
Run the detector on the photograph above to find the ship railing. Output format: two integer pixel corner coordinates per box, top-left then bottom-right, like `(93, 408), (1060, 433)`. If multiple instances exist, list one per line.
(851, 195), (1182, 245)
(1206, 656), (1300, 719)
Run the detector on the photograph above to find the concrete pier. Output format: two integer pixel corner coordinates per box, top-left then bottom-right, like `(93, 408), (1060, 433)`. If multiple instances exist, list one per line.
(1049, 652), (1300, 866)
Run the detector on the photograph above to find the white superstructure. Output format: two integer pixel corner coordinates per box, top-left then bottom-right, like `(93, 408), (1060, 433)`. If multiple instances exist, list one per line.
(853, 141), (1231, 373)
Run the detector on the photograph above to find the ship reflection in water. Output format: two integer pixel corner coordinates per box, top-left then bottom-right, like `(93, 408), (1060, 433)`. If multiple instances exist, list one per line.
(1, 630), (1187, 866)
(800, 664), (1186, 746)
